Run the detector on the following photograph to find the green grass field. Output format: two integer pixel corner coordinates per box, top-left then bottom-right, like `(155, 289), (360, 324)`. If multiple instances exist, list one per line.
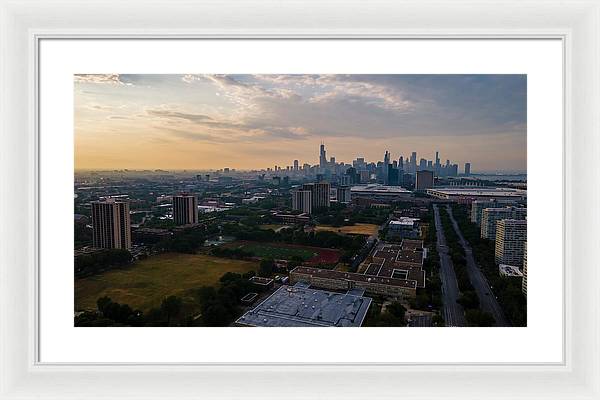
(74, 253), (259, 312)
(233, 242), (317, 261)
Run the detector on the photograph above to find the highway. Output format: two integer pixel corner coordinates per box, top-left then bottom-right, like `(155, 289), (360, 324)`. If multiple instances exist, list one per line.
(432, 204), (466, 327)
(445, 205), (510, 327)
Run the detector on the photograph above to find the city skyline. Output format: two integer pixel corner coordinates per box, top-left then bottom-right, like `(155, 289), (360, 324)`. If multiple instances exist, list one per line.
(75, 74), (526, 172)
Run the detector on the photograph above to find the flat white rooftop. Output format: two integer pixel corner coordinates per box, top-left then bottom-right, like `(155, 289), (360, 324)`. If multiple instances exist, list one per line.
(389, 217), (420, 226)
(236, 285), (372, 327)
(351, 184), (411, 194)
(426, 187), (526, 197)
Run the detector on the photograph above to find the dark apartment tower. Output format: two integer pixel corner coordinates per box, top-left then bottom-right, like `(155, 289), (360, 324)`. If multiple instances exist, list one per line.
(464, 162), (471, 176)
(387, 164), (399, 186)
(313, 181), (331, 209)
(292, 189), (312, 214)
(319, 143), (327, 168)
(172, 193), (198, 226)
(336, 186), (351, 203)
(302, 182), (331, 209)
(91, 198), (131, 250)
(345, 167), (359, 185)
(415, 170), (434, 191)
(410, 152), (417, 174)
(383, 150), (391, 184)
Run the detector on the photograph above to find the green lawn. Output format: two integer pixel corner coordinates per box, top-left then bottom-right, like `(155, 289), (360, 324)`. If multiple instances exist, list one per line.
(234, 242), (317, 261)
(75, 253), (259, 312)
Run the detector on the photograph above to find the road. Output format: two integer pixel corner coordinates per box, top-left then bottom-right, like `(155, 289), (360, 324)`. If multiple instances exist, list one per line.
(445, 205), (510, 327)
(432, 204), (466, 327)
(408, 315), (433, 327)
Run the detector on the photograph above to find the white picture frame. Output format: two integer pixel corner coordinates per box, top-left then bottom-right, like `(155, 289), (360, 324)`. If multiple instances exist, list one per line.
(0, 0), (598, 399)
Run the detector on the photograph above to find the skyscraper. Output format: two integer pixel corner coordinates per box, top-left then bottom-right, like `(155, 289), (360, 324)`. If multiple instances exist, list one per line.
(319, 143), (327, 168)
(172, 193), (199, 225)
(292, 189), (312, 214)
(481, 206), (527, 240)
(522, 241), (527, 296)
(464, 162), (471, 176)
(410, 152), (417, 174)
(383, 151), (390, 184)
(471, 199), (514, 225)
(303, 182), (331, 209)
(387, 165), (399, 186)
(337, 186), (351, 204)
(495, 219), (527, 266)
(344, 167), (360, 185)
(91, 198), (131, 250)
(384, 150), (390, 166)
(415, 170), (434, 191)
(294, 159), (299, 171)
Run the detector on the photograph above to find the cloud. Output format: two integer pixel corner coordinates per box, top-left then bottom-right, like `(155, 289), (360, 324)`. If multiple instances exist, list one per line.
(143, 75), (526, 145)
(75, 74), (133, 86)
(145, 105), (310, 143)
(146, 109), (213, 122)
(85, 104), (114, 112)
(253, 74), (414, 112)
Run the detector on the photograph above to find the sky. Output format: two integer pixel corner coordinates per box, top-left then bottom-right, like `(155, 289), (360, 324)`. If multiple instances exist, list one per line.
(74, 74), (526, 173)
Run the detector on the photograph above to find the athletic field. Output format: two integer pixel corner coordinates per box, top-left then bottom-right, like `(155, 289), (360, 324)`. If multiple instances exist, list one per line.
(314, 223), (379, 236)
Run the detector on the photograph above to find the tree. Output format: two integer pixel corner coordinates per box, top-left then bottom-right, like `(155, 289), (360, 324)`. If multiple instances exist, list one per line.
(432, 314), (445, 326)
(97, 296), (112, 314)
(161, 296), (183, 326)
(259, 258), (275, 277)
(220, 272), (242, 284)
(465, 309), (495, 327)
(457, 291), (480, 310)
(387, 302), (407, 321)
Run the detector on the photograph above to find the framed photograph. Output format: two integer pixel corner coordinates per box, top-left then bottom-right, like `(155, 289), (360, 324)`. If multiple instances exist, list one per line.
(1, 1), (599, 399)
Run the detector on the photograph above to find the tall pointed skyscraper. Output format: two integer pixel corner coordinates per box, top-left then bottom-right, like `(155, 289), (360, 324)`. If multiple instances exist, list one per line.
(319, 143), (327, 169)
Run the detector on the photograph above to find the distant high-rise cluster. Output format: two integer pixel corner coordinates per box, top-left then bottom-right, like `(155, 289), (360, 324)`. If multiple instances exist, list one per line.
(285, 144), (474, 214)
(269, 143), (472, 189)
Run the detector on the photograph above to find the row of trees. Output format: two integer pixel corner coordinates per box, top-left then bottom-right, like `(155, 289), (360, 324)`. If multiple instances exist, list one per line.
(74, 249), (133, 277)
(74, 221), (92, 248)
(221, 223), (366, 262)
(450, 204), (527, 326)
(364, 301), (408, 326)
(192, 271), (260, 326)
(152, 227), (207, 254)
(439, 207), (495, 327)
(409, 206), (443, 313)
(75, 295), (183, 327)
